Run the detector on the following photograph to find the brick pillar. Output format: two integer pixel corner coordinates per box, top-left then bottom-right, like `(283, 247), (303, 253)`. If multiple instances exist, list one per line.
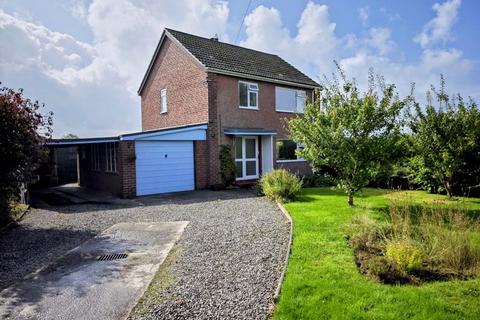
(206, 72), (222, 187)
(119, 141), (136, 198)
(194, 140), (208, 189)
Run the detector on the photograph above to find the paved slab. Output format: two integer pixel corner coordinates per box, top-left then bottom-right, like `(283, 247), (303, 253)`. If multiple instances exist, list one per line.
(0, 222), (188, 320)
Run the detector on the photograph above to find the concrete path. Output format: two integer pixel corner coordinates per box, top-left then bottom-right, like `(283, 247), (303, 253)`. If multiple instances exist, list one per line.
(0, 222), (188, 320)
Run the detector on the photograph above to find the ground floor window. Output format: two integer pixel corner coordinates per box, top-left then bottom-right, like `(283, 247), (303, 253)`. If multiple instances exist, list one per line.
(276, 139), (303, 162)
(91, 144), (101, 171)
(105, 142), (117, 173)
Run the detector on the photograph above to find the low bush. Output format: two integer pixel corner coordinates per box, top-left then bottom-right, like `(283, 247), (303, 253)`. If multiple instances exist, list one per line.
(346, 197), (480, 284)
(259, 169), (302, 203)
(386, 240), (423, 272)
(301, 174), (336, 188)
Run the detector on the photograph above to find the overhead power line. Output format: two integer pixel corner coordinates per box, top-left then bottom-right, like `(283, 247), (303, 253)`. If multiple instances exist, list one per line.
(234, 0), (253, 44)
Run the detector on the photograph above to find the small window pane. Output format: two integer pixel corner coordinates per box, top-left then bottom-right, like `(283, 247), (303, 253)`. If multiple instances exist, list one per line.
(276, 140), (297, 160)
(248, 83), (258, 91)
(249, 91), (257, 108)
(246, 161), (256, 176)
(239, 83), (248, 106)
(235, 138), (242, 159)
(235, 161), (243, 177)
(296, 91), (306, 113)
(245, 139), (255, 158)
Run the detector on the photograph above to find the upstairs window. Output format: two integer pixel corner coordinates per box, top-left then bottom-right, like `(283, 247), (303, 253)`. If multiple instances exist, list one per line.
(160, 89), (167, 113)
(275, 87), (306, 113)
(105, 142), (117, 173)
(276, 139), (304, 162)
(239, 81), (258, 109)
(91, 144), (101, 171)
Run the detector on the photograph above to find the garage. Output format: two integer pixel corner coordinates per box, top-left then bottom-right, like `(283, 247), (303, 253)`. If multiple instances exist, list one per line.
(46, 124), (207, 198)
(135, 141), (194, 196)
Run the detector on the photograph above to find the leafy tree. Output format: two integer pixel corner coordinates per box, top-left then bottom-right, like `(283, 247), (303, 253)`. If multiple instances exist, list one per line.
(0, 85), (53, 225)
(408, 77), (480, 198)
(289, 68), (406, 206)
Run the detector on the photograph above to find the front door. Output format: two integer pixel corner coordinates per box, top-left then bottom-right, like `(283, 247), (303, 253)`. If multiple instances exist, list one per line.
(234, 136), (258, 180)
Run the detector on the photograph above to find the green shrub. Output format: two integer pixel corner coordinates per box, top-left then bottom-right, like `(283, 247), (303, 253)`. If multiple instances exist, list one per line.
(219, 145), (236, 187)
(9, 202), (28, 220)
(259, 169), (302, 203)
(301, 174), (336, 188)
(386, 240), (423, 272)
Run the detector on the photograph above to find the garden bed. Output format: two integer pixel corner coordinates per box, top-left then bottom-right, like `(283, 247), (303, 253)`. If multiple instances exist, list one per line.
(346, 197), (480, 285)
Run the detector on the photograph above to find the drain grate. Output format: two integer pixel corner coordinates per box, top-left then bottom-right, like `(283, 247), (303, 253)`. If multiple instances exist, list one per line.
(97, 253), (128, 261)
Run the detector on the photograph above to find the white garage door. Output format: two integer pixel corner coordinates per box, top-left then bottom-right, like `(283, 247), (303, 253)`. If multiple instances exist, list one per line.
(135, 141), (194, 196)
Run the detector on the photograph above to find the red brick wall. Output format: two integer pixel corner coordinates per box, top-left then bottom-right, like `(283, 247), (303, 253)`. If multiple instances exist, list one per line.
(140, 37), (209, 131)
(206, 72), (222, 186)
(194, 141), (208, 189)
(118, 141), (136, 197)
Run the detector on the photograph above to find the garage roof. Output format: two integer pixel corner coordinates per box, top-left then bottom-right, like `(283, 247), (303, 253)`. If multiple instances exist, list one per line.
(47, 123), (208, 146)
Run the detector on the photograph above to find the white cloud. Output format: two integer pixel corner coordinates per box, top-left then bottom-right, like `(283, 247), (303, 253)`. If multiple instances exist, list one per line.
(358, 6), (369, 26)
(1, 0), (477, 138)
(366, 27), (395, 55)
(241, 1), (336, 76)
(239, 1), (476, 101)
(69, 0), (88, 20)
(0, 0), (230, 137)
(414, 0), (461, 48)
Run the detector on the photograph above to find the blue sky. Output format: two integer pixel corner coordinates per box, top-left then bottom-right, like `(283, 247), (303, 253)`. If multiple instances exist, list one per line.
(1, 0), (478, 137)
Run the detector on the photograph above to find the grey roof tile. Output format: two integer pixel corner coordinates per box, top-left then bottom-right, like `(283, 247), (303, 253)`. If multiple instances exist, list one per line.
(166, 28), (319, 87)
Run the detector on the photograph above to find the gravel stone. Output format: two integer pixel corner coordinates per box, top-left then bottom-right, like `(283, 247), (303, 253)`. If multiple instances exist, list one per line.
(0, 189), (289, 319)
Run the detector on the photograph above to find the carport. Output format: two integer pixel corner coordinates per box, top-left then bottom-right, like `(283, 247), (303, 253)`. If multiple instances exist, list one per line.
(46, 123), (207, 197)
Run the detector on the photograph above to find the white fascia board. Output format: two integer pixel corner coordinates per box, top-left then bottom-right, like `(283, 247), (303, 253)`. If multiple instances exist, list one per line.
(120, 124), (208, 141)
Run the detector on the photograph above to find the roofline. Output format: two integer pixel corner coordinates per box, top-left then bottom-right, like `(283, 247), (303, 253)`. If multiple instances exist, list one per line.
(138, 28), (320, 94)
(46, 123), (208, 146)
(206, 67), (319, 89)
(47, 137), (119, 146)
(137, 29), (206, 95)
(119, 122), (207, 140)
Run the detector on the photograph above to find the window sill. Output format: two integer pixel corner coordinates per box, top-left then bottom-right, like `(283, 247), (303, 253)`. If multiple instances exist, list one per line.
(276, 159), (307, 163)
(160, 111), (167, 114)
(275, 109), (304, 114)
(239, 106), (259, 111)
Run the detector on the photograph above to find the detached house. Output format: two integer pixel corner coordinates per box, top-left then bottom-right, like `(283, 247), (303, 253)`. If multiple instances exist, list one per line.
(48, 28), (319, 197)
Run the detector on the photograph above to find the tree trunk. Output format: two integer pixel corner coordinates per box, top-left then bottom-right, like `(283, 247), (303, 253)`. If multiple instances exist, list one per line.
(445, 181), (453, 199)
(348, 193), (354, 206)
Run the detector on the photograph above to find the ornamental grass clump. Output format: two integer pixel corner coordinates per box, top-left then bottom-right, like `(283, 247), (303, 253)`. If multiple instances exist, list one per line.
(259, 169), (302, 203)
(347, 196), (480, 284)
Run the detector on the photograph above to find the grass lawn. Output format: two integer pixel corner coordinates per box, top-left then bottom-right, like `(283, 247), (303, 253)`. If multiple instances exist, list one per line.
(274, 188), (480, 320)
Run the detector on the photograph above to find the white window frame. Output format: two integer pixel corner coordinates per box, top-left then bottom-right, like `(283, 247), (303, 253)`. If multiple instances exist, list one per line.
(239, 81), (259, 110)
(91, 144), (101, 171)
(105, 142), (117, 173)
(160, 88), (167, 114)
(234, 136), (259, 180)
(275, 87), (306, 114)
(275, 139), (306, 163)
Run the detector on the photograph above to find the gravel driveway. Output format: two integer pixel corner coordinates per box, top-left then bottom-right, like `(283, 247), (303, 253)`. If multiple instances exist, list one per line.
(0, 189), (289, 319)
